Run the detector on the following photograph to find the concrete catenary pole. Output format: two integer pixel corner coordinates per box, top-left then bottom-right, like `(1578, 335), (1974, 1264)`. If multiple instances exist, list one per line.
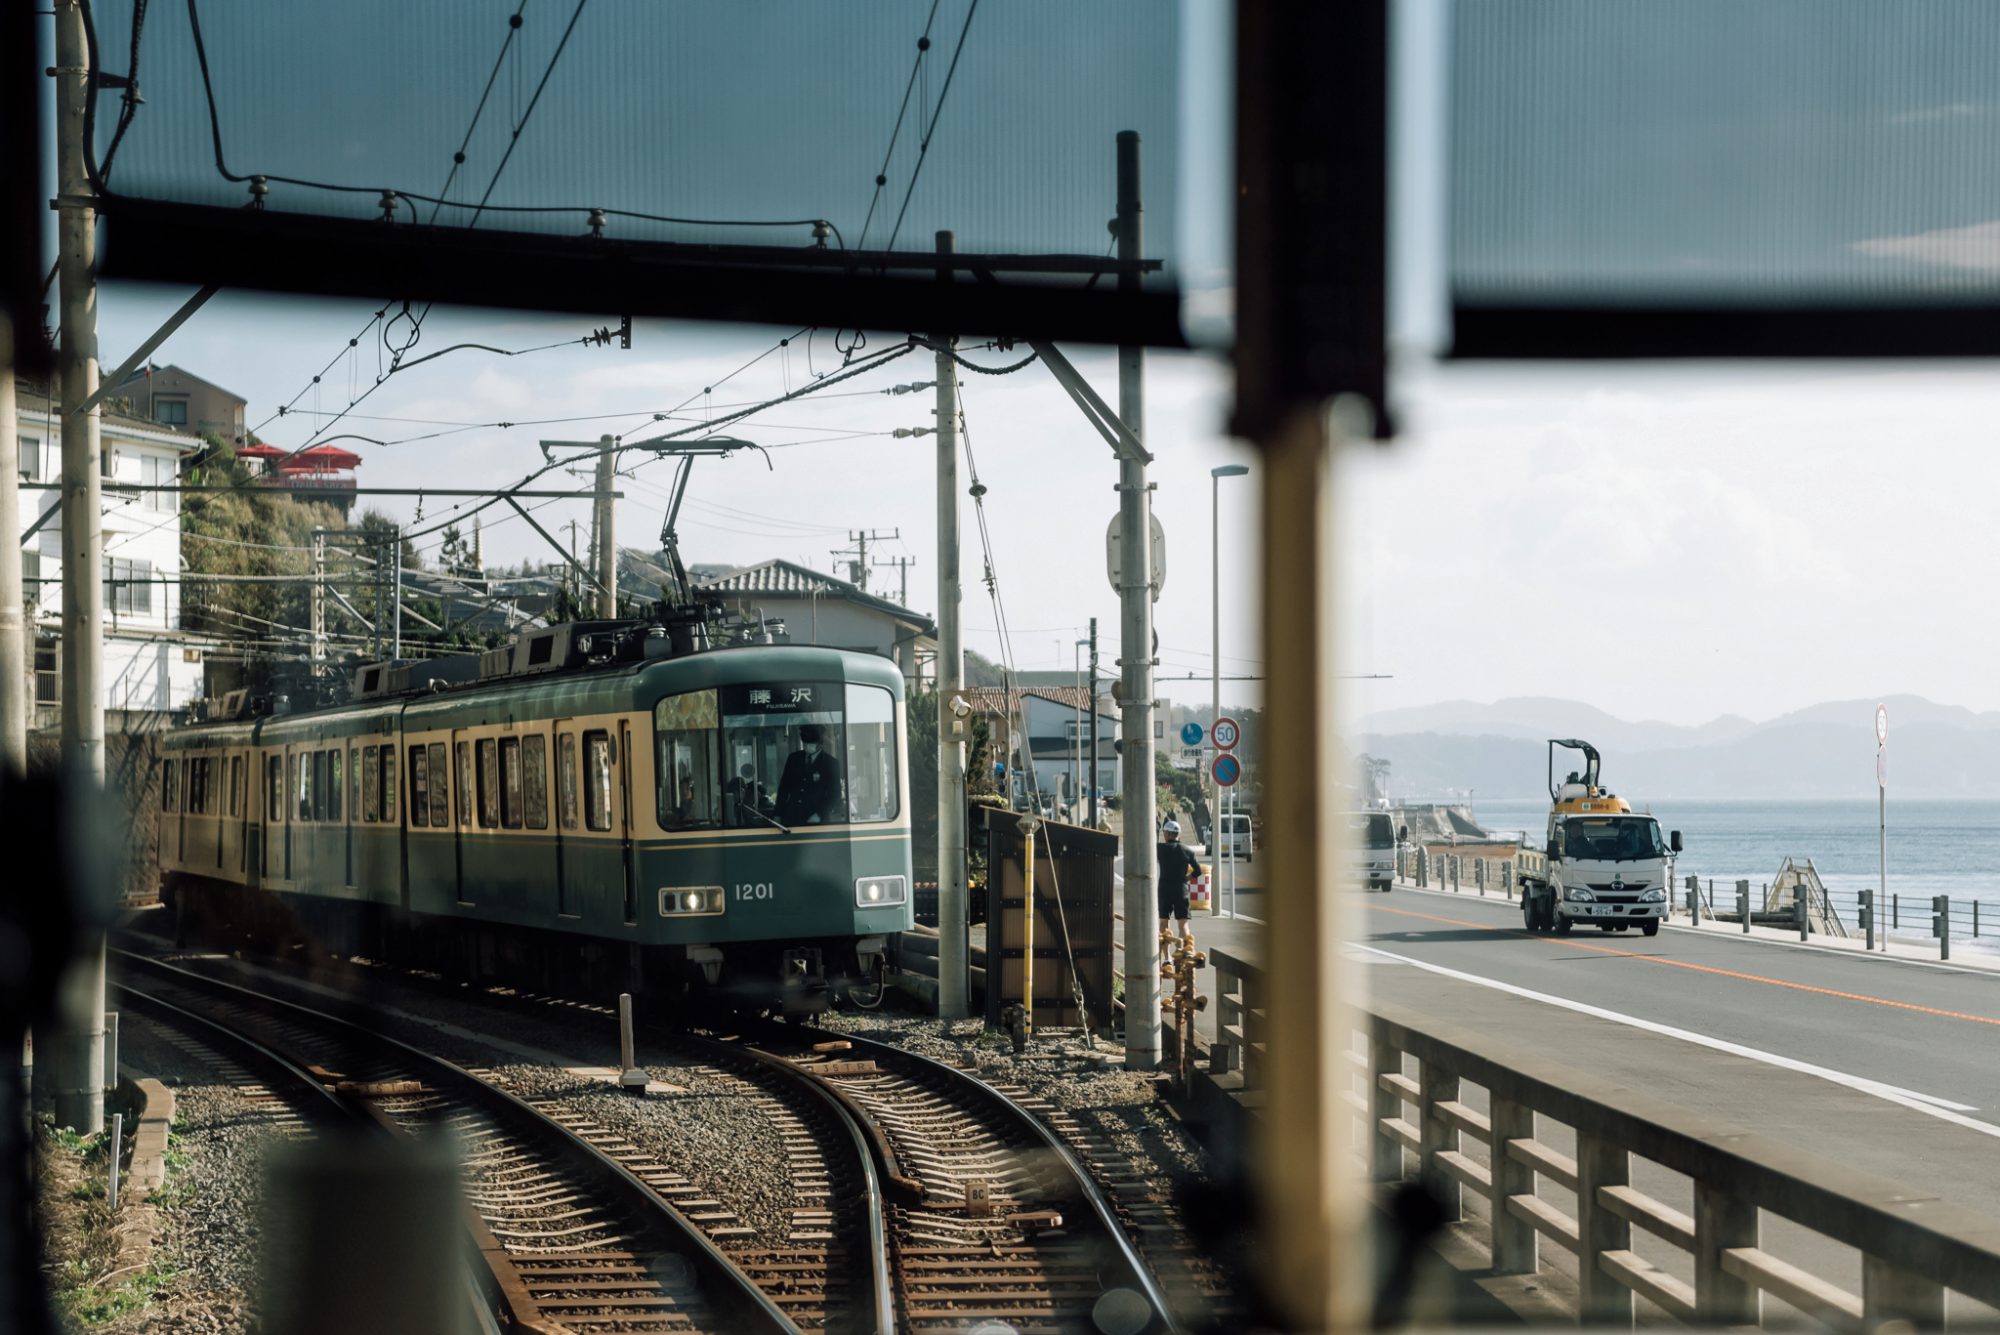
(0, 355), (25, 775)
(1087, 617), (1100, 827)
(1115, 131), (1160, 1070)
(934, 230), (969, 1019)
(55, 0), (107, 1135)
(594, 434), (617, 618)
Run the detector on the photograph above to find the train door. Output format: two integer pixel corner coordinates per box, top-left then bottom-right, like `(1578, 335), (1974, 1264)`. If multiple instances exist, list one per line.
(617, 720), (638, 924)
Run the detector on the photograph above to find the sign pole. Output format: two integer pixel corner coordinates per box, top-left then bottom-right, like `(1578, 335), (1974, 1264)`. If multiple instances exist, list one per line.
(1877, 703), (1888, 952)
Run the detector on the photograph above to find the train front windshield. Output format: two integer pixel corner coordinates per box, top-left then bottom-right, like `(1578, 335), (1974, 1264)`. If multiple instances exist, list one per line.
(656, 681), (899, 830)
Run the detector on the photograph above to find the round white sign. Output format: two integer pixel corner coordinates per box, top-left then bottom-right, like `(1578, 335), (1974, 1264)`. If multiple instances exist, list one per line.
(1212, 716), (1241, 750)
(1876, 703), (1888, 745)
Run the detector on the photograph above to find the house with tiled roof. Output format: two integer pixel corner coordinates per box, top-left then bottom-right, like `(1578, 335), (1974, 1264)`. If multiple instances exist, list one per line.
(955, 685), (1121, 811)
(695, 557), (937, 691)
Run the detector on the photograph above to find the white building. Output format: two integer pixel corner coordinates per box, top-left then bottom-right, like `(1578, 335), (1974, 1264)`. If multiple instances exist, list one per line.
(16, 383), (213, 719)
(696, 558), (938, 691)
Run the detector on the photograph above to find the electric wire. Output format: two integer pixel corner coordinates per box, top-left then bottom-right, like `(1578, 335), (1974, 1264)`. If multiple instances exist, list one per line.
(856, 0), (943, 251)
(882, 0), (982, 253)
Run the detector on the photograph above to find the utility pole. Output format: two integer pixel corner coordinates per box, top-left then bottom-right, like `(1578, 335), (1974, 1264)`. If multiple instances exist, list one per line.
(55, 0), (107, 1134)
(934, 230), (969, 1020)
(1088, 617), (1100, 827)
(873, 554), (914, 607)
(564, 519), (581, 615)
(833, 528), (900, 591)
(309, 527), (327, 690)
(0, 355), (24, 775)
(593, 434), (616, 618)
(391, 533), (403, 659)
(1115, 130), (1160, 1071)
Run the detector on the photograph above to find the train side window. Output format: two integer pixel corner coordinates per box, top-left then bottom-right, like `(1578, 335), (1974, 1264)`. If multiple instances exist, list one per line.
(428, 743), (449, 827)
(499, 738), (523, 829)
(523, 735), (549, 830)
(477, 739), (500, 828)
(188, 758), (202, 815)
(558, 733), (579, 829)
(291, 753), (305, 822)
(408, 746), (430, 828)
(229, 756), (241, 817)
(349, 746), (361, 821)
(584, 730), (613, 832)
(363, 747), (380, 822)
(379, 744), (397, 823)
(162, 759), (176, 812)
(314, 751), (331, 821)
(270, 757), (284, 821)
(328, 749), (343, 822)
(455, 741), (472, 828)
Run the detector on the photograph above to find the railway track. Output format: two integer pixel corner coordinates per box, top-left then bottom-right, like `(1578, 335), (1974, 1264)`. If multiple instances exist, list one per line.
(113, 951), (798, 1335)
(115, 931), (1192, 1333)
(724, 1025), (1180, 1335)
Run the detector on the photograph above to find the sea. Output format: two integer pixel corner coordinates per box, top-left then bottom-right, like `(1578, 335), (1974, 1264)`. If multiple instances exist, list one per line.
(1467, 797), (2000, 946)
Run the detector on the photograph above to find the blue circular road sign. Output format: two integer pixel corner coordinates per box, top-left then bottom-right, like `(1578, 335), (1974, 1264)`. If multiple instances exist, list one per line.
(1213, 753), (1242, 787)
(1180, 721), (1204, 747)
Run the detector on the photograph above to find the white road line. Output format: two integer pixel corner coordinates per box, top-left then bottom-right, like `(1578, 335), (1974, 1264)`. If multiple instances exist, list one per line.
(1352, 942), (2000, 1137)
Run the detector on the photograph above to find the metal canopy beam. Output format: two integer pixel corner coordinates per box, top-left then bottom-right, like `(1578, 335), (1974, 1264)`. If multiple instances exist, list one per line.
(98, 199), (1188, 349)
(1027, 340), (1150, 464)
(74, 283), (219, 417)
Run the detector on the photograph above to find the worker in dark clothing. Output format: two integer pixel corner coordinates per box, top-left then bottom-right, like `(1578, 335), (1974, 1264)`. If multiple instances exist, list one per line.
(1156, 818), (1206, 943)
(777, 723), (842, 825)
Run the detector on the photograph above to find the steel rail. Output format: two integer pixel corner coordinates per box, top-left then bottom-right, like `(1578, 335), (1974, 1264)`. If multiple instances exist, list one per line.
(113, 949), (801, 1335)
(681, 1032), (897, 1335)
(738, 1022), (1182, 1334)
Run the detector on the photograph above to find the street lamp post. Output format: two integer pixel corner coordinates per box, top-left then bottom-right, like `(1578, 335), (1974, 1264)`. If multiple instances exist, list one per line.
(1211, 464), (1249, 871)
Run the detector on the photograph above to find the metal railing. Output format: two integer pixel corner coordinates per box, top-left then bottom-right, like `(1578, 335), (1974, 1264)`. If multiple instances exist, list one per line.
(1359, 997), (2000, 1326)
(1209, 946), (1262, 1086)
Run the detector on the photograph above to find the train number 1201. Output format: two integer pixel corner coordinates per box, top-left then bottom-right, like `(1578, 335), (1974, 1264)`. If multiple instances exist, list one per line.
(733, 882), (776, 902)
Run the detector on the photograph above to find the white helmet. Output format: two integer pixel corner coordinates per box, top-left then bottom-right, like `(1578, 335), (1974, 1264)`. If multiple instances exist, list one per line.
(1162, 819), (1181, 835)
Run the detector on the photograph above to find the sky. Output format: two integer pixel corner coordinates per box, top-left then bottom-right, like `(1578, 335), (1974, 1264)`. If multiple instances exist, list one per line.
(56, 1), (2000, 728)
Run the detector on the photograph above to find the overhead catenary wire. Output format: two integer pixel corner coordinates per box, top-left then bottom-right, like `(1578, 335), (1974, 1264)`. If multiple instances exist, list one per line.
(856, 0), (944, 251)
(169, 0), (842, 244)
(882, 0), (982, 253)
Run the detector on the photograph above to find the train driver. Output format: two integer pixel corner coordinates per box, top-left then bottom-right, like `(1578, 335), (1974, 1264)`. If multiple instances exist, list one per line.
(778, 724), (843, 825)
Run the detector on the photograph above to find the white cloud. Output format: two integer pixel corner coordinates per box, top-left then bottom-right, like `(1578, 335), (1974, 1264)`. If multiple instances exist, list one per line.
(1854, 219), (2000, 272)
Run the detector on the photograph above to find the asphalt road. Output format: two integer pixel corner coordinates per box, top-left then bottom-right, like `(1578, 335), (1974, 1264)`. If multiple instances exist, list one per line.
(1187, 881), (2000, 1320)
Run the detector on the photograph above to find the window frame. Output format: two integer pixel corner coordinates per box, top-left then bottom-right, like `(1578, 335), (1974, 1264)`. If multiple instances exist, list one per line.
(583, 730), (613, 832)
(477, 738), (500, 828)
(428, 742), (450, 828)
(499, 737), (524, 830)
(379, 743), (397, 824)
(455, 740), (472, 828)
(522, 734), (548, 830)
(557, 732), (579, 830)
(408, 745), (430, 828)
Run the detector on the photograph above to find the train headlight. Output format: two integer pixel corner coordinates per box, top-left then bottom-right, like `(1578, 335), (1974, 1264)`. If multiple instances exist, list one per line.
(659, 887), (724, 917)
(855, 875), (908, 908)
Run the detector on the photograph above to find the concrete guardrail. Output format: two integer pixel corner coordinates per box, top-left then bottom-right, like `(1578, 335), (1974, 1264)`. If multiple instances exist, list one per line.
(1207, 946), (2000, 1326)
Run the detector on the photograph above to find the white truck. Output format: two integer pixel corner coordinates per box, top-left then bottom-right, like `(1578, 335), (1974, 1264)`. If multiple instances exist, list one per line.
(1346, 810), (1398, 891)
(1518, 739), (1681, 937)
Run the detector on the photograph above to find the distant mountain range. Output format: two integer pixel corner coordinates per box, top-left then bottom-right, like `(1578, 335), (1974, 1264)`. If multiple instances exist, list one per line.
(1355, 695), (2000, 799)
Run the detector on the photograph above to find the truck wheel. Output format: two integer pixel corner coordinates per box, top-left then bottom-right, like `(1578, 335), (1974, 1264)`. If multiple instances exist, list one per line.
(1554, 916), (1572, 936)
(1642, 920), (1660, 937)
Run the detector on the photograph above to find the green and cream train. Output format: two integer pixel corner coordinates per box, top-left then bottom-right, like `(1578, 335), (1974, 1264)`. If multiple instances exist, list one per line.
(158, 622), (913, 1008)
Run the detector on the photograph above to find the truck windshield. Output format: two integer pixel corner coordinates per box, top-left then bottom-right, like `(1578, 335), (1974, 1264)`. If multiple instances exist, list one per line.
(1347, 813), (1394, 848)
(654, 681), (898, 830)
(1563, 816), (1665, 862)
